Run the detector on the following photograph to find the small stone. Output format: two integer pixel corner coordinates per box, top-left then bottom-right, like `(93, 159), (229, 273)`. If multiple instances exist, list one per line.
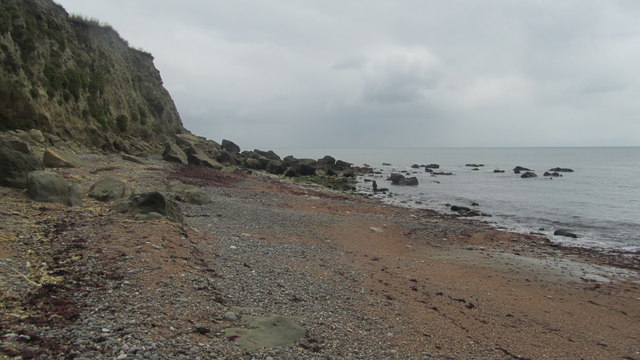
(223, 311), (237, 322)
(369, 227), (383, 233)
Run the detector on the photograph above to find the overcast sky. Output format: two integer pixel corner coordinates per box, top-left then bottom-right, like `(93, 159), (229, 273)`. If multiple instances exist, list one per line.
(55, 0), (640, 149)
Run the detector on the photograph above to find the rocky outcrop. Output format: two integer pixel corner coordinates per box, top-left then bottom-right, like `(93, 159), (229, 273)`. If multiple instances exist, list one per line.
(89, 177), (126, 202)
(162, 142), (188, 164)
(0, 0), (185, 152)
(27, 170), (81, 206)
(112, 191), (183, 223)
(221, 139), (241, 154)
(521, 172), (537, 179)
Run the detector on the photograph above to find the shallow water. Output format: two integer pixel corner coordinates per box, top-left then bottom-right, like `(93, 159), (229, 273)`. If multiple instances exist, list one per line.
(274, 147), (640, 252)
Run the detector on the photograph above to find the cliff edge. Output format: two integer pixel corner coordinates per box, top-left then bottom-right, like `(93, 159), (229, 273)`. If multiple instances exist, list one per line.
(0, 0), (185, 153)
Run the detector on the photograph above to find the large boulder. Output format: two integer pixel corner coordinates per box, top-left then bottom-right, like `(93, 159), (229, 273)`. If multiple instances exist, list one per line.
(221, 139), (241, 154)
(521, 171), (537, 179)
(388, 173), (405, 185)
(163, 142), (188, 164)
(254, 149), (281, 161)
(27, 171), (81, 206)
(185, 146), (223, 169)
(317, 155), (336, 166)
(334, 160), (352, 171)
(400, 176), (419, 186)
(266, 160), (286, 175)
(167, 181), (211, 205)
(42, 147), (81, 168)
(0, 135), (43, 188)
(89, 177), (127, 202)
(112, 192), (184, 223)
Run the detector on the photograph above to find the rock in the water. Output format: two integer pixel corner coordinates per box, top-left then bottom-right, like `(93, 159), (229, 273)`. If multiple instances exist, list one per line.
(112, 192), (184, 223)
(166, 181), (211, 205)
(27, 171), (78, 206)
(425, 164), (440, 169)
(513, 166), (532, 174)
(554, 229), (578, 238)
(388, 173), (405, 185)
(493, 169), (505, 173)
(0, 135), (43, 188)
(411, 164), (420, 169)
(451, 205), (472, 213)
(465, 164), (484, 167)
(400, 176), (419, 186)
(521, 171), (537, 178)
(89, 177), (127, 202)
(221, 139), (241, 154)
(543, 171), (561, 177)
(162, 142), (188, 164)
(42, 147), (81, 168)
(549, 167), (574, 173)
(388, 173), (418, 186)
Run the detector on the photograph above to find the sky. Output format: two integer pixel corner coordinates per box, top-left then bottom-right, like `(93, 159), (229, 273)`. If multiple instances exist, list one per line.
(55, 0), (640, 149)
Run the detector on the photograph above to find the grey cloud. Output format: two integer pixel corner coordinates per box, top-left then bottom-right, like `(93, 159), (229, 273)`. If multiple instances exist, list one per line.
(55, 0), (640, 147)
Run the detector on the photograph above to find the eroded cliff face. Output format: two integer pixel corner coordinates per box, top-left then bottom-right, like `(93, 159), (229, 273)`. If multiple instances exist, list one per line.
(0, 0), (186, 153)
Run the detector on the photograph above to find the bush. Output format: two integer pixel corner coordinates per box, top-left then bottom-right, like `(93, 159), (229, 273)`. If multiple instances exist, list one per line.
(115, 115), (128, 132)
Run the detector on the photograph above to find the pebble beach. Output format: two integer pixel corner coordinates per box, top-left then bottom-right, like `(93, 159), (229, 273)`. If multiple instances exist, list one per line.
(1, 154), (639, 359)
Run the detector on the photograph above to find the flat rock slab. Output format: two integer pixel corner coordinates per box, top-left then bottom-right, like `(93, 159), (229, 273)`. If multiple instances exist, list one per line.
(224, 314), (306, 351)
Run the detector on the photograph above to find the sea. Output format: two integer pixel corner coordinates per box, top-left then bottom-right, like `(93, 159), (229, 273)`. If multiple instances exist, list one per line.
(273, 147), (640, 253)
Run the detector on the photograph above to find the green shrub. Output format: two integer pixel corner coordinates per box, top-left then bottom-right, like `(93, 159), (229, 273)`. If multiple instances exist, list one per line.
(115, 114), (128, 132)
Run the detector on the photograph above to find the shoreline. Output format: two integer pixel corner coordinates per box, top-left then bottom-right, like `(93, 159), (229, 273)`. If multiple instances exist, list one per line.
(1, 154), (639, 359)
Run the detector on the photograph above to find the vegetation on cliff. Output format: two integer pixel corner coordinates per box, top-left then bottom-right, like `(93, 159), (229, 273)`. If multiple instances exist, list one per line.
(0, 0), (185, 153)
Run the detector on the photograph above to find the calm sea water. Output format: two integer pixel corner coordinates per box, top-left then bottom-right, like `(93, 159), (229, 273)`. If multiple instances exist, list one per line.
(273, 147), (640, 252)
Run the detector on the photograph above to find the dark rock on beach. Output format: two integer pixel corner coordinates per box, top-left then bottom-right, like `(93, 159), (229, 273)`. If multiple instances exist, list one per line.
(112, 191), (184, 223)
(27, 170), (81, 206)
(89, 177), (127, 202)
(0, 135), (43, 188)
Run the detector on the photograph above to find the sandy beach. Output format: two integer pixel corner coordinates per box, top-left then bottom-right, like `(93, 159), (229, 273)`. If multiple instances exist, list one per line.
(1, 155), (639, 359)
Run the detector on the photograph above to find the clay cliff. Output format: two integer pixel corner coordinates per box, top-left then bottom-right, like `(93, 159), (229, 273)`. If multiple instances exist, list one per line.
(0, 0), (185, 153)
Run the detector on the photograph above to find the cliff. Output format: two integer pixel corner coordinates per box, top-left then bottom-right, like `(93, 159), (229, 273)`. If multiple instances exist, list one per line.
(0, 0), (186, 153)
